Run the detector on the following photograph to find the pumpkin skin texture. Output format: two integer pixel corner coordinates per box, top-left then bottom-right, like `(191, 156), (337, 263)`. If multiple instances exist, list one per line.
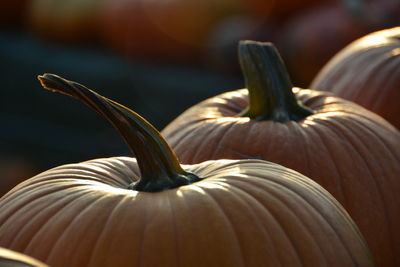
(0, 247), (48, 267)
(0, 74), (374, 267)
(162, 41), (400, 267)
(310, 27), (400, 129)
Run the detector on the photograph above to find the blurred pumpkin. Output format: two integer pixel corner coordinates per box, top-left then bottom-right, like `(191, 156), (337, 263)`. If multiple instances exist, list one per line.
(0, 247), (47, 267)
(28, 0), (104, 43)
(0, 73), (374, 267)
(277, 2), (370, 87)
(310, 27), (400, 129)
(97, 0), (243, 64)
(162, 41), (400, 267)
(240, 0), (324, 20)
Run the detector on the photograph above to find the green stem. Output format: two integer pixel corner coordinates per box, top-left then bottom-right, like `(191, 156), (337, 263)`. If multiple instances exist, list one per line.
(38, 73), (200, 192)
(238, 40), (314, 122)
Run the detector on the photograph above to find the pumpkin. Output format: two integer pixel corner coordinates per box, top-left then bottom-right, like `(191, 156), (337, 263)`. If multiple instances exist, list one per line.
(240, 0), (324, 20)
(277, 2), (370, 86)
(162, 41), (400, 266)
(0, 247), (47, 267)
(27, 0), (104, 43)
(310, 27), (400, 129)
(0, 74), (374, 267)
(97, 0), (242, 64)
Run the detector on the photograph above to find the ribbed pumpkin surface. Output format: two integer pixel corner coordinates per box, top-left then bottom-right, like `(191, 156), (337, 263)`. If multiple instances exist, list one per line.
(0, 158), (373, 267)
(162, 88), (400, 266)
(310, 27), (400, 129)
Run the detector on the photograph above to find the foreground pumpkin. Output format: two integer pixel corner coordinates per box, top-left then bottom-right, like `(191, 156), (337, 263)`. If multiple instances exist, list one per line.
(310, 27), (400, 129)
(0, 247), (47, 267)
(162, 41), (400, 266)
(0, 74), (373, 267)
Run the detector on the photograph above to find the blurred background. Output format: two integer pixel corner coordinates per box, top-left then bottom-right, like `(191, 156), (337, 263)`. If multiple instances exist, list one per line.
(0, 0), (399, 195)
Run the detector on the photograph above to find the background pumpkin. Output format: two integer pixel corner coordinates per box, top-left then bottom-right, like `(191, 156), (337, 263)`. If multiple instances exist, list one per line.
(310, 26), (400, 129)
(277, 0), (400, 86)
(162, 41), (400, 267)
(0, 74), (374, 267)
(97, 0), (243, 64)
(277, 2), (369, 87)
(27, 0), (104, 43)
(240, 0), (323, 20)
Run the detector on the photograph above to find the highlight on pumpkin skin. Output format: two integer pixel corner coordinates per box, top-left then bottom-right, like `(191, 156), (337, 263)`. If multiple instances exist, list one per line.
(238, 40), (314, 122)
(0, 247), (48, 267)
(38, 73), (201, 192)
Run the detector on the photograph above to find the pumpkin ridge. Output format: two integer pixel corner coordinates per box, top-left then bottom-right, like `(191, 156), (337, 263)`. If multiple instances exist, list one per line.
(165, 190), (179, 267)
(338, 117), (398, 202)
(136, 193), (153, 267)
(196, 185), (247, 266)
(221, 183), (282, 265)
(186, 122), (222, 164)
(68, 161), (138, 187)
(290, 122), (313, 185)
(85, 160), (135, 187)
(351, 54), (394, 108)
(21, 189), (92, 255)
(9, 187), (86, 254)
(42, 193), (109, 264)
(368, 56), (400, 112)
(210, 122), (238, 161)
(0, 180), (87, 228)
(183, 121), (223, 164)
(0, 187), (87, 252)
(244, 164), (358, 240)
(237, 177), (325, 265)
(345, 115), (400, 161)
(304, 119), (349, 205)
(161, 120), (201, 151)
(317, 117), (395, 261)
(232, 172), (367, 265)
(86, 194), (130, 267)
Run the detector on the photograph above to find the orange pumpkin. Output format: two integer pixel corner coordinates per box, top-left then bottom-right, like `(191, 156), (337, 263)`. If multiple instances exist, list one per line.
(162, 41), (400, 266)
(27, 0), (104, 43)
(241, 0), (324, 20)
(0, 247), (47, 267)
(311, 27), (400, 129)
(97, 0), (242, 64)
(0, 74), (373, 267)
(277, 2), (370, 86)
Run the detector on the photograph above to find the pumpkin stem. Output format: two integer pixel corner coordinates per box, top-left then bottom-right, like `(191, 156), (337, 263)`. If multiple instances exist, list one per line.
(238, 40), (314, 122)
(38, 73), (200, 192)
